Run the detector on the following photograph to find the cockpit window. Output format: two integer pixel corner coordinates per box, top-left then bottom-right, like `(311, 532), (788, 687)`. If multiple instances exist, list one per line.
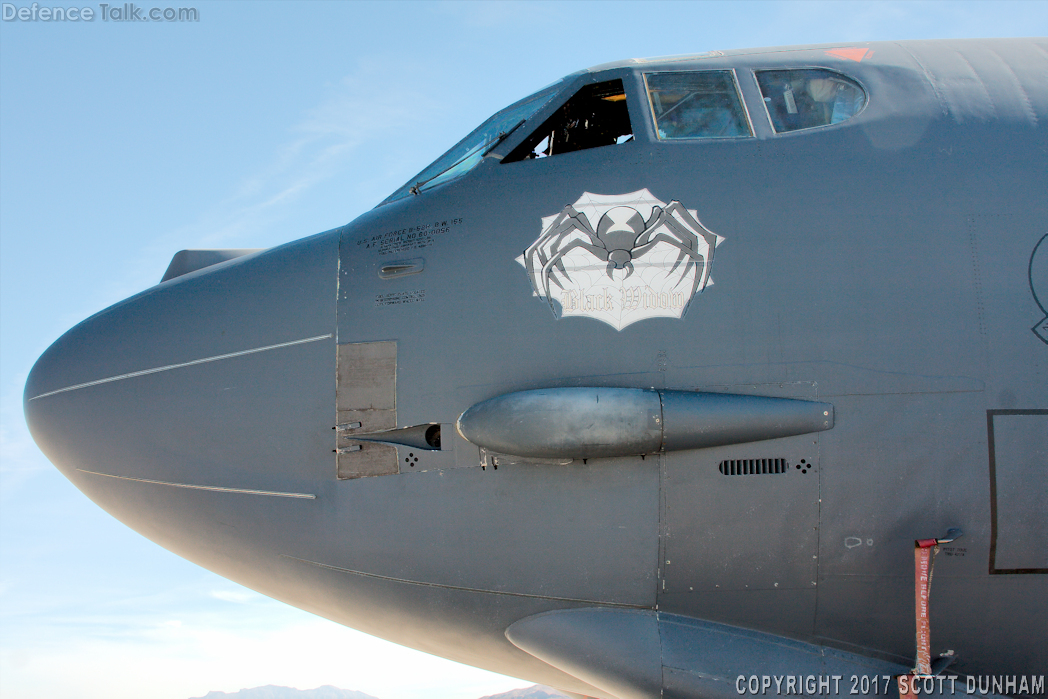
(645, 71), (751, 139)
(756, 69), (866, 133)
(382, 80), (564, 204)
(502, 79), (633, 163)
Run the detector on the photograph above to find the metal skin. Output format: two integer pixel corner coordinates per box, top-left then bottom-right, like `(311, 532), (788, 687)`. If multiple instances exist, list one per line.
(456, 388), (835, 458)
(23, 39), (1047, 698)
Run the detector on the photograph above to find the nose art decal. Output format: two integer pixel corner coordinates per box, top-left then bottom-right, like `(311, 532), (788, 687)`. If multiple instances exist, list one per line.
(1032, 233), (1048, 344)
(517, 189), (724, 331)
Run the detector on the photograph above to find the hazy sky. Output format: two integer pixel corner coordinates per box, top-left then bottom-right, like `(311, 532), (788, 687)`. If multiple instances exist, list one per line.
(1, 2), (1044, 698)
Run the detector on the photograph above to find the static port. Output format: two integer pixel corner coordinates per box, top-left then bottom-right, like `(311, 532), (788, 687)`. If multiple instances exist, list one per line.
(425, 424), (441, 449)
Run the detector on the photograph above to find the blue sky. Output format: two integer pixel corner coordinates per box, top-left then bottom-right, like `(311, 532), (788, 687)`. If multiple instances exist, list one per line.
(1, 2), (1044, 698)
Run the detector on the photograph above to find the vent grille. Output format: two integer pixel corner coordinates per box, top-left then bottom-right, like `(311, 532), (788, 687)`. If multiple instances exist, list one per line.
(719, 458), (789, 475)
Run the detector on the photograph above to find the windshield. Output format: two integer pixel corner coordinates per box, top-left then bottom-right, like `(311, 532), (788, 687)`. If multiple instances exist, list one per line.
(382, 80), (565, 204)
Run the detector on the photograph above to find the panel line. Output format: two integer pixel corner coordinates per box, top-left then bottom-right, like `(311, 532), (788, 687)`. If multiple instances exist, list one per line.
(30, 333), (333, 400)
(281, 555), (649, 609)
(77, 469), (316, 499)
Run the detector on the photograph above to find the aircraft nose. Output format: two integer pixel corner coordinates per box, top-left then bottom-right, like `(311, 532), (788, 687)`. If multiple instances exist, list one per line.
(24, 333), (93, 482)
(23, 234), (338, 529)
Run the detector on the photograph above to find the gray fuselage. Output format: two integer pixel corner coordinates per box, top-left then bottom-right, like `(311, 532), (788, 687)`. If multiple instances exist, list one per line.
(24, 38), (1048, 698)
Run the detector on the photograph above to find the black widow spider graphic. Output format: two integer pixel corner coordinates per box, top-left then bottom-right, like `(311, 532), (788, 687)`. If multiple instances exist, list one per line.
(524, 200), (720, 314)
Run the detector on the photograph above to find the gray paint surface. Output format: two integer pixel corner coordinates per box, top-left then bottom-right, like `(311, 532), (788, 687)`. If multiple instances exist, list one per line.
(23, 39), (1048, 697)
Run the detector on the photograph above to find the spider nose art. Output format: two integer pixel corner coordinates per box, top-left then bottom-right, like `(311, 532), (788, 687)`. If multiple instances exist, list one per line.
(598, 206), (646, 237)
(521, 190), (725, 331)
(598, 206), (645, 231)
(608, 250), (633, 267)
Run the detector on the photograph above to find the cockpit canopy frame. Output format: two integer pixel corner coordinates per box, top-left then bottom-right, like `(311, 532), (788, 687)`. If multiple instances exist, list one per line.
(378, 60), (869, 206)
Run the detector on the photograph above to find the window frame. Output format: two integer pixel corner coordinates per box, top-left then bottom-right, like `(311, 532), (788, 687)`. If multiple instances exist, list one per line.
(642, 68), (755, 141)
(753, 66), (870, 135)
(378, 77), (571, 205)
(494, 70), (650, 166)
(501, 77), (637, 164)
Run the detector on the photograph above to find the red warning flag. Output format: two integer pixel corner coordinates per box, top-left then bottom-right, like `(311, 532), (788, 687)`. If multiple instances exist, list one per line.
(897, 538), (942, 699)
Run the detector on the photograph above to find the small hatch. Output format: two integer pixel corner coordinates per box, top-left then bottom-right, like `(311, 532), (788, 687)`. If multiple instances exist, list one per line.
(719, 458), (789, 475)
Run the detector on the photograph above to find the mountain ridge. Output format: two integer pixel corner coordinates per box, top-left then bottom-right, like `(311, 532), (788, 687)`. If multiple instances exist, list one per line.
(190, 687), (380, 699)
(189, 683), (570, 699)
